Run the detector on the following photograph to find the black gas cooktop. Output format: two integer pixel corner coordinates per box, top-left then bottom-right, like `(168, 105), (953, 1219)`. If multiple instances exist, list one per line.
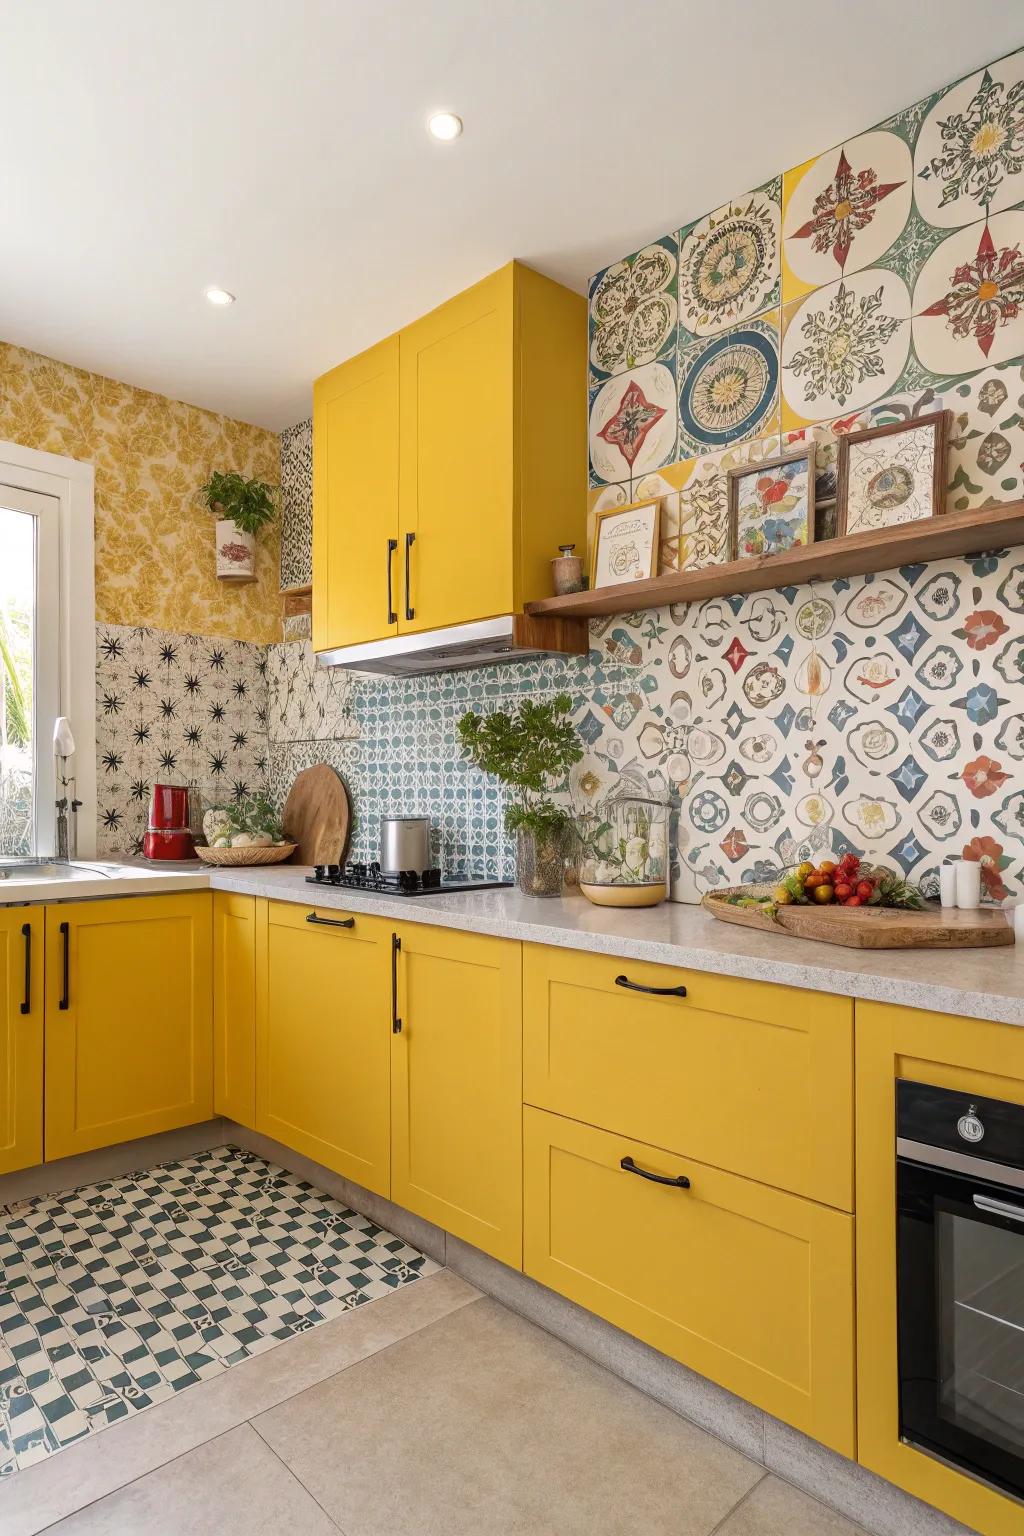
(306, 862), (511, 897)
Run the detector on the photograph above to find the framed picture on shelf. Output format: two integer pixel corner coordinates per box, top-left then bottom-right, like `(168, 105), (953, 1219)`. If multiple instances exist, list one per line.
(726, 448), (814, 562)
(591, 497), (660, 589)
(836, 410), (950, 537)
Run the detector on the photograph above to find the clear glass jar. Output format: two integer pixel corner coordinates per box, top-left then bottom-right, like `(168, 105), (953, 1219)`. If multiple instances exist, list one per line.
(515, 825), (567, 897)
(576, 794), (669, 907)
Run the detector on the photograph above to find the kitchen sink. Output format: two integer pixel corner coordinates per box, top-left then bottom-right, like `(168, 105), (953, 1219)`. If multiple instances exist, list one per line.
(0, 860), (120, 882)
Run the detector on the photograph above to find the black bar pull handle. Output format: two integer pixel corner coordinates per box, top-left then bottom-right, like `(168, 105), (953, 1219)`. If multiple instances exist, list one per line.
(404, 531), (416, 622)
(391, 933), (402, 1033)
(306, 912), (355, 929)
(620, 1156), (690, 1189)
(59, 921), (70, 1011)
(614, 974), (687, 998)
(386, 538), (398, 625)
(20, 922), (31, 1015)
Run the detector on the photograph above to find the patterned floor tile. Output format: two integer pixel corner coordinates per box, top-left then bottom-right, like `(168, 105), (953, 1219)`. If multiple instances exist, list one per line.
(0, 1146), (438, 1475)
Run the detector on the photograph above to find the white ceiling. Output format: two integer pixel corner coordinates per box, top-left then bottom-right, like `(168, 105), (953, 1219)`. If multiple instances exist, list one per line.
(2, 2), (1020, 431)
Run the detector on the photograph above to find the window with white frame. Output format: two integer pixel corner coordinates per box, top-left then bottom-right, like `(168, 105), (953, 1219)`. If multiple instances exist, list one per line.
(0, 443), (95, 859)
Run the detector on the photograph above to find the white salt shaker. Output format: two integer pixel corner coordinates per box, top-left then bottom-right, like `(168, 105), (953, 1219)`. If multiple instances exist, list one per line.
(955, 860), (981, 910)
(939, 862), (958, 909)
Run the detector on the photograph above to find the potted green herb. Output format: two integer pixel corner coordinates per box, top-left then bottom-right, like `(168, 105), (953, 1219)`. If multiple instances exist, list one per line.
(457, 694), (582, 896)
(199, 470), (277, 583)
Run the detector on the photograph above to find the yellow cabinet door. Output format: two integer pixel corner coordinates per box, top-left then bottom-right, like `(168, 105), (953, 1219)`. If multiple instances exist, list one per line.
(256, 902), (390, 1196)
(45, 894), (213, 1160)
(313, 334), (400, 652)
(523, 945), (854, 1209)
(398, 266), (515, 632)
(213, 891), (259, 1128)
(0, 908), (43, 1175)
(524, 1106), (855, 1456)
(391, 923), (522, 1265)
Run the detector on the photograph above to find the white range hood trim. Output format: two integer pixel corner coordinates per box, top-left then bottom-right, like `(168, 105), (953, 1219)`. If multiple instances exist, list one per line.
(316, 615), (557, 677)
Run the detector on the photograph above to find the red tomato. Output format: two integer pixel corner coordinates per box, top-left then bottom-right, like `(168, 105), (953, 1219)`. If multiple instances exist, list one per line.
(856, 880), (874, 899)
(845, 895), (863, 906)
(834, 882), (852, 901)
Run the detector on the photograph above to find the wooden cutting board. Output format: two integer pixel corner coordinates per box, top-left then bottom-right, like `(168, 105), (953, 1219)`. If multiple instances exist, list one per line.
(281, 764), (351, 867)
(704, 892), (1013, 950)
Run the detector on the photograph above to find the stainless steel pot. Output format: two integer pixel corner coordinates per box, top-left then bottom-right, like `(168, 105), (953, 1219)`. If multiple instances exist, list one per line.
(380, 816), (431, 875)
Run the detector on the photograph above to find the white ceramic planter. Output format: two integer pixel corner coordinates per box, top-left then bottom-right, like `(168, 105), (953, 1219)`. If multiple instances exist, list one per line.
(215, 519), (256, 582)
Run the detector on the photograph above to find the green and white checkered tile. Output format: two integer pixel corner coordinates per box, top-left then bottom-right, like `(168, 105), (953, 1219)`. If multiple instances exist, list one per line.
(0, 1146), (438, 1474)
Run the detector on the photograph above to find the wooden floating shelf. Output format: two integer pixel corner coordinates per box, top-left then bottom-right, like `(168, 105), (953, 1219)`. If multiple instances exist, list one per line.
(525, 500), (1024, 621)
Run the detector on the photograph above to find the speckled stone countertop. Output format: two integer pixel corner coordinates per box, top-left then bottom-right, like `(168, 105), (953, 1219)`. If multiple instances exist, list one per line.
(210, 866), (1024, 1028)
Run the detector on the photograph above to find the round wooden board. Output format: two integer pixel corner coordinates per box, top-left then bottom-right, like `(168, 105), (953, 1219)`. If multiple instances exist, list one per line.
(281, 764), (351, 868)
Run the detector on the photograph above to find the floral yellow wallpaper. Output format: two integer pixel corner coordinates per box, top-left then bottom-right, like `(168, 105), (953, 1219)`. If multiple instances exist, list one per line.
(0, 341), (281, 644)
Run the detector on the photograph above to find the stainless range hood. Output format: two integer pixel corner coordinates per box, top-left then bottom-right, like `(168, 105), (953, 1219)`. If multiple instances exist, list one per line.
(317, 614), (588, 678)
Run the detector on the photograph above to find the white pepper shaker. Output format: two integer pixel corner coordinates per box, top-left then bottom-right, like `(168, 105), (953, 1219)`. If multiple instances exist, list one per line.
(955, 860), (981, 910)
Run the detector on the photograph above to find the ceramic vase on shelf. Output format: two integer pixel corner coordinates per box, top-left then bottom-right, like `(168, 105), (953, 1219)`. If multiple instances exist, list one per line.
(516, 825), (567, 897)
(214, 511), (256, 583)
(577, 794), (669, 908)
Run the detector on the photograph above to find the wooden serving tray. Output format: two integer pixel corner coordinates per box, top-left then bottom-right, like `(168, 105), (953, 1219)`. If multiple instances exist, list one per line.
(703, 889), (1013, 950)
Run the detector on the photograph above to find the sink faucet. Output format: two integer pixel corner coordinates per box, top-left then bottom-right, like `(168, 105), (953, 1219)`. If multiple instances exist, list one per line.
(53, 717), (82, 862)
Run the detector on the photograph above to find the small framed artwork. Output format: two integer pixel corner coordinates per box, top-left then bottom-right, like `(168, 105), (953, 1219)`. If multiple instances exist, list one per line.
(836, 410), (950, 537)
(726, 449), (814, 561)
(591, 497), (660, 588)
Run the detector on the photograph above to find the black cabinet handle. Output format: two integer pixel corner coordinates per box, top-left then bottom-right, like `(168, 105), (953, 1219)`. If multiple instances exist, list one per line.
(404, 531), (416, 622)
(306, 912), (355, 929)
(620, 1156), (690, 1189)
(59, 921), (70, 1010)
(615, 974), (687, 998)
(386, 537), (398, 625)
(391, 932), (402, 1033)
(20, 922), (30, 1015)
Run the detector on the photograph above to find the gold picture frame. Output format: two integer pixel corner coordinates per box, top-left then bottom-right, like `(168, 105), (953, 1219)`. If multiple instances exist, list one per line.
(591, 497), (661, 589)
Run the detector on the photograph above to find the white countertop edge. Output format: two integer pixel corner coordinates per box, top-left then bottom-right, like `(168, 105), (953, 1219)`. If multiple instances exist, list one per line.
(4, 860), (1020, 1027)
(208, 867), (1024, 1029)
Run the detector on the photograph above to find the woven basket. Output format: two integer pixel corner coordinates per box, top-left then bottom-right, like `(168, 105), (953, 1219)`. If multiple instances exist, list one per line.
(194, 843), (297, 868)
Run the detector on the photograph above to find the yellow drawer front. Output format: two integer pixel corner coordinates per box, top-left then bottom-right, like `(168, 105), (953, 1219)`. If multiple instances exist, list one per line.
(524, 1106), (855, 1455)
(257, 902), (391, 1197)
(523, 945), (853, 1210)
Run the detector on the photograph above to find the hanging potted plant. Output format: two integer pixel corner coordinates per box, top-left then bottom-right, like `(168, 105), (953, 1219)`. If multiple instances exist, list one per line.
(457, 695), (582, 896)
(200, 470), (277, 583)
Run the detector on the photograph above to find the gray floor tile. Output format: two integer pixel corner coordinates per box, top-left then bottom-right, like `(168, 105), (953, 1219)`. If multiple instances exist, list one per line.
(714, 1476), (867, 1535)
(43, 1423), (339, 1534)
(255, 1295), (763, 1536)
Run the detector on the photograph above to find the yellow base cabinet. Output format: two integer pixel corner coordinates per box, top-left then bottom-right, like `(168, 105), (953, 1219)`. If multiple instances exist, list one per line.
(856, 1000), (1024, 1536)
(391, 923), (522, 1266)
(44, 894), (213, 1160)
(213, 891), (258, 1128)
(523, 946), (854, 1209)
(256, 901), (391, 1197)
(0, 908), (43, 1175)
(524, 1105), (855, 1456)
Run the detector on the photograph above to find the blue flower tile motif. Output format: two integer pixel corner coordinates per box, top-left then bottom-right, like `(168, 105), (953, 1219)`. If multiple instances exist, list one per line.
(889, 614), (929, 660)
(887, 687), (929, 728)
(953, 683), (1004, 724)
(889, 756), (929, 801)
(889, 831), (928, 870)
(827, 699), (857, 731)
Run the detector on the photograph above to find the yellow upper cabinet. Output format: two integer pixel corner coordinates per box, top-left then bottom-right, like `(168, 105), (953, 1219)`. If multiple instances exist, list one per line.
(44, 893), (213, 1161)
(313, 261), (586, 651)
(312, 334), (401, 652)
(0, 908), (43, 1176)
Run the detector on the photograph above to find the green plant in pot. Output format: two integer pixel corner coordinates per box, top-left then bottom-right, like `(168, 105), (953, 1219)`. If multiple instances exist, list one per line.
(200, 470), (277, 584)
(457, 694), (582, 896)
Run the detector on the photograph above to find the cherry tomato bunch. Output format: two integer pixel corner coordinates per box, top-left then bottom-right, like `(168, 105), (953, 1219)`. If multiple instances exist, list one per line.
(773, 852), (876, 908)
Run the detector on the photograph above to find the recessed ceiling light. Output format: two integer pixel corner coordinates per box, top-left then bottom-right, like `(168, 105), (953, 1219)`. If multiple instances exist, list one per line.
(204, 286), (235, 306)
(428, 111), (463, 142)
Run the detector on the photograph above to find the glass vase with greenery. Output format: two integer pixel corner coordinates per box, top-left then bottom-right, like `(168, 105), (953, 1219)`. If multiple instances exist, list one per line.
(457, 694), (582, 896)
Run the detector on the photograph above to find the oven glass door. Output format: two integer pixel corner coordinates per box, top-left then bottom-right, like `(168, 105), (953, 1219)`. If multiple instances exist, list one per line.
(898, 1158), (1024, 1500)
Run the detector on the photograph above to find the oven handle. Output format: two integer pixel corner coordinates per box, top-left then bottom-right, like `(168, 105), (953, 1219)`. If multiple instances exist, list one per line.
(973, 1192), (1024, 1224)
(897, 1136), (1024, 1194)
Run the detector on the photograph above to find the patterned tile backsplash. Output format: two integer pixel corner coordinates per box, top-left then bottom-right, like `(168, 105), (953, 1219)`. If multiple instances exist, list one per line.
(94, 45), (1024, 904)
(95, 624), (269, 857)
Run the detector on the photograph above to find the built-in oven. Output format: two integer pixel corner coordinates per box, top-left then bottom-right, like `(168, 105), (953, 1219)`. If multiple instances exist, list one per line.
(897, 1080), (1024, 1504)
